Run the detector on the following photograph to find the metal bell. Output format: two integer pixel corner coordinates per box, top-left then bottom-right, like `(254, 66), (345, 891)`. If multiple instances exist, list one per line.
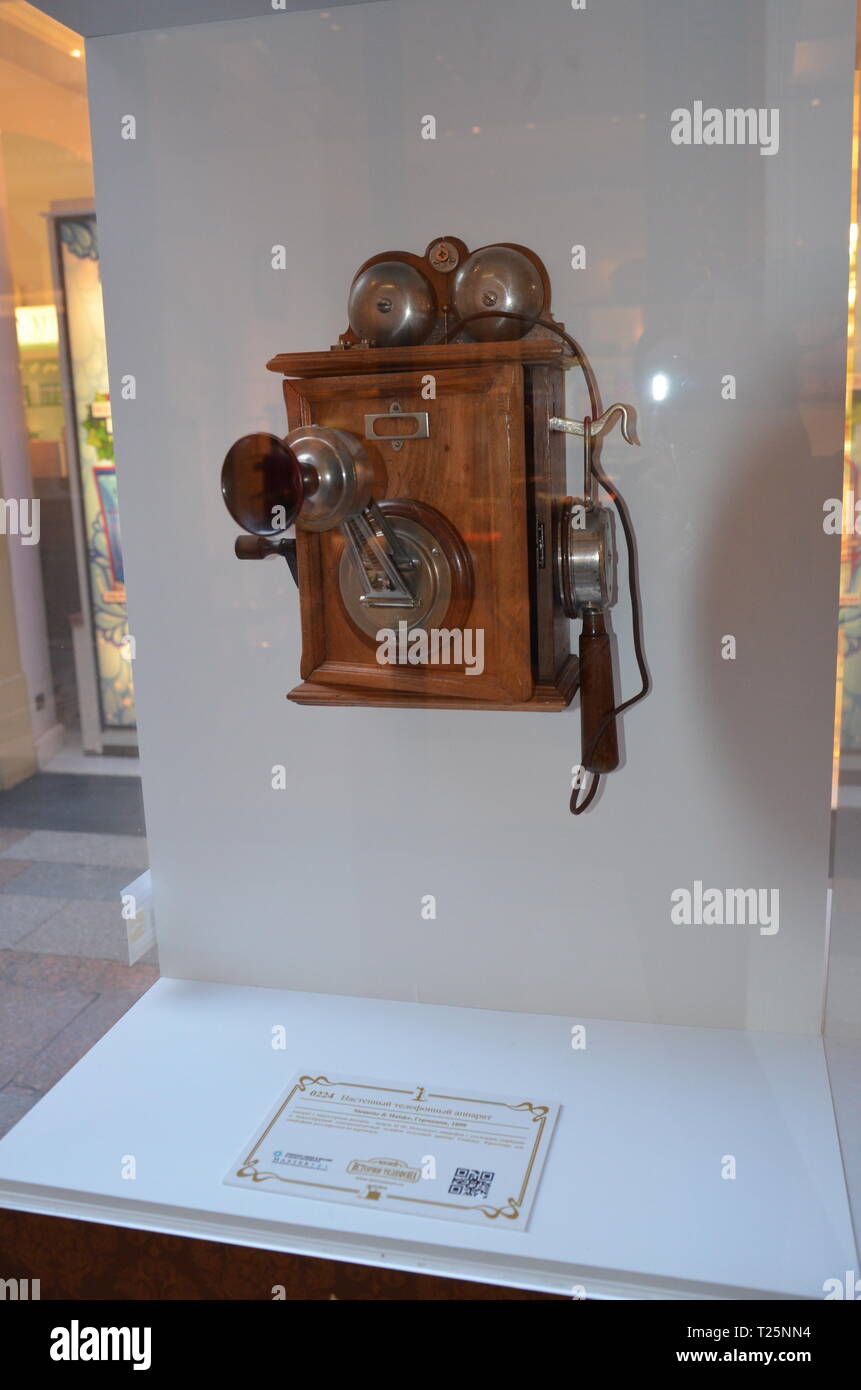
(347, 260), (436, 347)
(452, 245), (544, 341)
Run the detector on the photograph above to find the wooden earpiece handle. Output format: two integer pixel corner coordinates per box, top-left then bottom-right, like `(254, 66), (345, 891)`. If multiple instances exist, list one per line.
(579, 609), (620, 773)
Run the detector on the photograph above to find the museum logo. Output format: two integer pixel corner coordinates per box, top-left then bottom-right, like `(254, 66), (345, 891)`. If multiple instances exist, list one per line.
(50, 1321), (151, 1371)
(670, 881), (779, 935)
(0, 497), (40, 545)
(376, 622), (485, 675)
(347, 1157), (421, 1184)
(271, 1150), (331, 1171)
(670, 101), (779, 156)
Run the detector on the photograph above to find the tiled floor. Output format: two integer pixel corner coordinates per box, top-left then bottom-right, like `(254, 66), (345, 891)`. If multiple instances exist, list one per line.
(0, 824), (156, 1138)
(43, 732), (141, 778)
(0, 773), (145, 836)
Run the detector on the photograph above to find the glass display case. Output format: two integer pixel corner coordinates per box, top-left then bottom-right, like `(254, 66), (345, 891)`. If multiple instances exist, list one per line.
(0, 0), (858, 1310)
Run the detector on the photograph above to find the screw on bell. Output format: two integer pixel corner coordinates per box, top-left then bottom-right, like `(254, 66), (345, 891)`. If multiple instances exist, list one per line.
(348, 260), (436, 346)
(452, 245), (544, 341)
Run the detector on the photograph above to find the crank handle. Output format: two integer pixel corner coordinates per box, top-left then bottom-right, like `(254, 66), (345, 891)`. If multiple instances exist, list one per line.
(234, 534), (298, 587)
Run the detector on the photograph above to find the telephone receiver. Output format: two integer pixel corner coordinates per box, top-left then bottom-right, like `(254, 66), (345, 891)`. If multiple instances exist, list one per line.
(551, 403), (639, 779)
(221, 425), (473, 634)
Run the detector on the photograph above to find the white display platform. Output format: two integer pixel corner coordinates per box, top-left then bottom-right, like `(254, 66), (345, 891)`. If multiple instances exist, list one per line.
(0, 979), (855, 1300)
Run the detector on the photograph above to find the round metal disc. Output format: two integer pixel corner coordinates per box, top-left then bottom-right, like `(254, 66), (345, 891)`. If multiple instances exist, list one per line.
(221, 432), (303, 536)
(339, 514), (453, 639)
(288, 426), (374, 532)
(557, 501), (616, 617)
(348, 260), (436, 347)
(428, 239), (460, 272)
(452, 245), (545, 341)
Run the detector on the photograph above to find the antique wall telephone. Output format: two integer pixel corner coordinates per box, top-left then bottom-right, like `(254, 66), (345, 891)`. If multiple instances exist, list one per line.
(220, 237), (650, 812)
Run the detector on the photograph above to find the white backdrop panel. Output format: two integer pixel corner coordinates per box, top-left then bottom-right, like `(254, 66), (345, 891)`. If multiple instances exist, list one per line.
(86, 0), (852, 1031)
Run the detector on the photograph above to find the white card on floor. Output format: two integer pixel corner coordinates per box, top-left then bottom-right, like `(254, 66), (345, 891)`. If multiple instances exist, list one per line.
(224, 1069), (560, 1229)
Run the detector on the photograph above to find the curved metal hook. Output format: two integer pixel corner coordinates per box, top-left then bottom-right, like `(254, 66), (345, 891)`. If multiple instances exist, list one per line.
(549, 403), (640, 447)
(593, 403), (639, 447)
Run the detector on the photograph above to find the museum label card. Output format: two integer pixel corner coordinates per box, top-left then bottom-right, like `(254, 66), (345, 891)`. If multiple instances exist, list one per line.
(224, 1070), (560, 1229)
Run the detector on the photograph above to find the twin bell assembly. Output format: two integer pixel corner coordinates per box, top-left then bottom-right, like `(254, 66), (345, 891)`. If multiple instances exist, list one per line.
(221, 236), (649, 812)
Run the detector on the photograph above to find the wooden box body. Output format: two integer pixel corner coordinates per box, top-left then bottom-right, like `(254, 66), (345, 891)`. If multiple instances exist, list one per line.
(267, 342), (579, 711)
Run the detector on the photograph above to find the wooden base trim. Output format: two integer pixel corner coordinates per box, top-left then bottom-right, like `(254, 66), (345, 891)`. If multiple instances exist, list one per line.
(288, 654), (579, 712)
(0, 1208), (564, 1300)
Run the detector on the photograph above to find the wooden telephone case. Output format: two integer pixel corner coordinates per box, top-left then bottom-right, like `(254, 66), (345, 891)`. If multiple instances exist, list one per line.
(268, 330), (579, 712)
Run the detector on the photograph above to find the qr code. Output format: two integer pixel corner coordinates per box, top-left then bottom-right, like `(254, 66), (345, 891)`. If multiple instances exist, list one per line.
(448, 1167), (494, 1199)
